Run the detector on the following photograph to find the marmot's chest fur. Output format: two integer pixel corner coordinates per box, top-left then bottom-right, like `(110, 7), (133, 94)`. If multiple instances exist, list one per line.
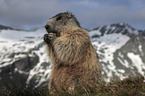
(43, 12), (101, 94)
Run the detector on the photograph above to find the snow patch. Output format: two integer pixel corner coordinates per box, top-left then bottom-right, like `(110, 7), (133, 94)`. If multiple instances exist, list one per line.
(89, 30), (101, 37)
(127, 53), (145, 76)
(138, 44), (144, 56)
(26, 46), (51, 87)
(92, 33), (130, 81)
(117, 58), (129, 68)
(118, 69), (125, 73)
(0, 28), (45, 68)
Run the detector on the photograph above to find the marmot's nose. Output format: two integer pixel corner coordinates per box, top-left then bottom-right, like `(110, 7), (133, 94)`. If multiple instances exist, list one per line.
(45, 25), (50, 30)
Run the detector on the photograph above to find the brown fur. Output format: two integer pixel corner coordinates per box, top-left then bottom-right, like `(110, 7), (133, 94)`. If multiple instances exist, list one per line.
(44, 12), (101, 93)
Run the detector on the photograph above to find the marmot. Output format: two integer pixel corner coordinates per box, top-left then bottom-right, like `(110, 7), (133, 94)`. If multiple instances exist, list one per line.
(44, 12), (101, 94)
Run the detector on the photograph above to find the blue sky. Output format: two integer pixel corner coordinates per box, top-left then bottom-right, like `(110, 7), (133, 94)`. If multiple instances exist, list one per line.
(0, 0), (145, 30)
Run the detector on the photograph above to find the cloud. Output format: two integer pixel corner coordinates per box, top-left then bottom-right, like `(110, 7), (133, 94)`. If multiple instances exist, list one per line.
(0, 0), (145, 30)
(68, 0), (145, 29)
(0, 0), (69, 29)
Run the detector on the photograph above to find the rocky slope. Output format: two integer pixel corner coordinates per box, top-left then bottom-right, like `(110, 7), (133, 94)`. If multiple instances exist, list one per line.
(0, 23), (144, 88)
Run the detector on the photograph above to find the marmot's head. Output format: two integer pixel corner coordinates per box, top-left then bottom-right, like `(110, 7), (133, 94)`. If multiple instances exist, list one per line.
(45, 12), (81, 35)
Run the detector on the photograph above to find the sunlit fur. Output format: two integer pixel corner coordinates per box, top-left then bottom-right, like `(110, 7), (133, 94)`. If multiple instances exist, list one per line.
(44, 12), (101, 94)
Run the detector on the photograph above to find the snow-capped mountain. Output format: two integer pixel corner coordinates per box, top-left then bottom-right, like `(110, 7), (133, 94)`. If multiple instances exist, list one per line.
(90, 23), (145, 82)
(0, 28), (51, 88)
(0, 23), (145, 88)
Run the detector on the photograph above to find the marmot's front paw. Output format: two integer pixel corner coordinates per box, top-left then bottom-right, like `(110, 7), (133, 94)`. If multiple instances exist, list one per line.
(44, 34), (51, 44)
(44, 33), (56, 44)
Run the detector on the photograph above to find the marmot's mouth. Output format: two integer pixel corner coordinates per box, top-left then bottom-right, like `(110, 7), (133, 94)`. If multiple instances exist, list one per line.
(46, 30), (60, 37)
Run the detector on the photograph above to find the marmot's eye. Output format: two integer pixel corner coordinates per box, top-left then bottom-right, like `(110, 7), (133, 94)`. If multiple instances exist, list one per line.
(56, 16), (62, 21)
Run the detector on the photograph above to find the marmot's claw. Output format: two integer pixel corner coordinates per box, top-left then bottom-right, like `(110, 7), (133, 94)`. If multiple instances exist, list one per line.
(44, 34), (51, 43)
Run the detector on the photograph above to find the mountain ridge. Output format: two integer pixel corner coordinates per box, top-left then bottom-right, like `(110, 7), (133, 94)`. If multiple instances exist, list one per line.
(0, 25), (13, 30)
(91, 23), (145, 37)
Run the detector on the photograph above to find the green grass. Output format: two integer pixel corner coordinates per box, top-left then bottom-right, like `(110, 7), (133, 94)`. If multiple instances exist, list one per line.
(0, 74), (144, 96)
